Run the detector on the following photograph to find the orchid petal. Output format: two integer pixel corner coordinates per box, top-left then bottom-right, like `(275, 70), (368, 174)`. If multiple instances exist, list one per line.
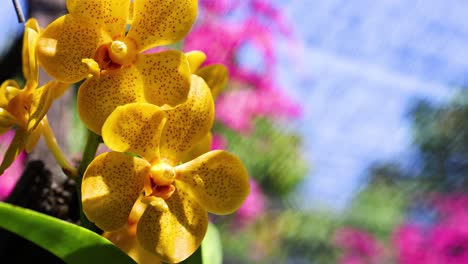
(186, 50), (206, 72)
(66, 0), (129, 38)
(0, 80), (21, 108)
(24, 124), (43, 153)
(137, 185), (208, 263)
(182, 132), (212, 163)
(27, 82), (55, 131)
(77, 65), (146, 135)
(160, 75), (214, 164)
(137, 50), (191, 107)
(22, 18), (40, 90)
(102, 103), (166, 161)
(104, 224), (163, 264)
(82, 152), (150, 231)
(195, 64), (228, 99)
(175, 150), (250, 215)
(0, 129), (27, 176)
(0, 109), (18, 131)
(37, 15), (111, 83)
(127, 0), (198, 51)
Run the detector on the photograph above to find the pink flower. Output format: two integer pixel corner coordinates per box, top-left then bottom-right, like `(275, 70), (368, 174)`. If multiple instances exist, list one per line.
(199, 0), (239, 14)
(215, 88), (302, 133)
(394, 196), (468, 264)
(393, 223), (427, 264)
(0, 130), (26, 200)
(335, 227), (383, 264)
(211, 134), (227, 150)
(431, 193), (468, 218)
(426, 213), (468, 264)
(235, 179), (266, 226)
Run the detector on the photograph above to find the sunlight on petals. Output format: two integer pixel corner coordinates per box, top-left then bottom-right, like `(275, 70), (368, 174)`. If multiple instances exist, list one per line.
(0, 130), (27, 175)
(195, 64), (228, 99)
(0, 81), (21, 108)
(82, 152), (150, 231)
(66, 0), (129, 38)
(127, 0), (198, 52)
(186, 50), (206, 72)
(104, 224), (163, 264)
(160, 75), (214, 164)
(102, 103), (166, 161)
(37, 15), (111, 83)
(175, 150), (250, 215)
(137, 50), (191, 107)
(182, 132), (212, 163)
(77, 65), (146, 135)
(22, 19), (40, 88)
(137, 185), (208, 263)
(27, 84), (54, 131)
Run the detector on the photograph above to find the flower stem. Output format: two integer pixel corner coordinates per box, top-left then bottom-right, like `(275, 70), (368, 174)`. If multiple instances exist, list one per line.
(76, 129), (102, 233)
(41, 117), (78, 178)
(12, 0), (25, 23)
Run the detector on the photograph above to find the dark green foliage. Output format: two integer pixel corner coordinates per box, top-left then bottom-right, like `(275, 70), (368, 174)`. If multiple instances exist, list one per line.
(215, 118), (308, 198)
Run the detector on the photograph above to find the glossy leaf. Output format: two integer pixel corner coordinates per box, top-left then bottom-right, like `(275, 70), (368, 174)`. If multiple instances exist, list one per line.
(0, 202), (135, 264)
(201, 223), (222, 264)
(180, 223), (222, 264)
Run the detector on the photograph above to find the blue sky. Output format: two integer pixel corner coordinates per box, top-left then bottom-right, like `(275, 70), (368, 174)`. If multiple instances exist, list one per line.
(0, 1), (26, 59)
(273, 0), (468, 209)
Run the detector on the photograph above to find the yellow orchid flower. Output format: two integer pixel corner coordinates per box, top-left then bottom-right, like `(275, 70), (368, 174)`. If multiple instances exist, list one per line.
(36, 0), (198, 135)
(104, 199), (162, 264)
(0, 19), (70, 175)
(186, 50), (228, 100)
(81, 77), (249, 263)
(182, 51), (229, 161)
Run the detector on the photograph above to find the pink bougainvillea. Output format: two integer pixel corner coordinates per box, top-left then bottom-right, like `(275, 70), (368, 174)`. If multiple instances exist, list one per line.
(335, 227), (383, 264)
(185, 0), (301, 133)
(216, 88), (301, 133)
(393, 223), (427, 264)
(0, 130), (26, 200)
(394, 194), (468, 264)
(211, 134), (227, 150)
(235, 179), (266, 226)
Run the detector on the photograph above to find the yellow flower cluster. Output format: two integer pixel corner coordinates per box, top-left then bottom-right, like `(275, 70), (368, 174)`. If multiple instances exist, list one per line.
(1, 1), (249, 263)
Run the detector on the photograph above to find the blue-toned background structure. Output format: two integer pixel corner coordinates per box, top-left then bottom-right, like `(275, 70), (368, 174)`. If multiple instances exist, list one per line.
(275, 0), (468, 209)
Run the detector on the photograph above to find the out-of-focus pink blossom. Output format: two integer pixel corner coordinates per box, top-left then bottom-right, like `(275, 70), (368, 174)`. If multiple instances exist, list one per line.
(199, 0), (239, 14)
(430, 193), (468, 218)
(186, 0), (293, 89)
(211, 134), (227, 150)
(426, 218), (468, 264)
(335, 227), (383, 264)
(393, 223), (427, 264)
(186, 0), (302, 130)
(0, 130), (26, 200)
(394, 195), (468, 264)
(185, 20), (276, 89)
(216, 88), (302, 133)
(249, 0), (292, 36)
(235, 179), (266, 226)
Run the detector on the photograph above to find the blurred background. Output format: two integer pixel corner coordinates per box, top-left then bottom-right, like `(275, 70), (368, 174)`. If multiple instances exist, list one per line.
(1, 0), (468, 263)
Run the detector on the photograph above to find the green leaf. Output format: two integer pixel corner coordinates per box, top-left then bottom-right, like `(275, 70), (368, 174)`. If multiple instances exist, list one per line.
(0, 202), (135, 264)
(201, 223), (222, 264)
(180, 222), (222, 264)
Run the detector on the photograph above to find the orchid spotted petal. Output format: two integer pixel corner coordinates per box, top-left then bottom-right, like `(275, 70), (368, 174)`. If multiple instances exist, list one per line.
(82, 151), (150, 231)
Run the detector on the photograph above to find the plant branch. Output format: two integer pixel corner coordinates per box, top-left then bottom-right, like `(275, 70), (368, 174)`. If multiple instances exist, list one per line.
(12, 0), (25, 23)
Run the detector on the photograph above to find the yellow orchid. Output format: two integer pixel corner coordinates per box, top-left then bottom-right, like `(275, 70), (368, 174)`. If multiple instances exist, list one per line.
(81, 76), (249, 263)
(36, 0), (198, 135)
(186, 50), (228, 100)
(181, 51), (228, 162)
(104, 199), (162, 264)
(0, 19), (69, 175)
